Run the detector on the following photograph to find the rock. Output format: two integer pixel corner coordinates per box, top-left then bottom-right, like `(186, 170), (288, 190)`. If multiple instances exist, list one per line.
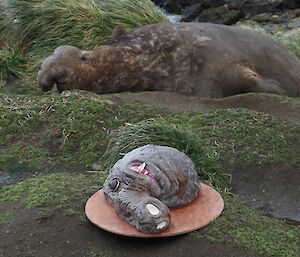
(153, 0), (200, 14)
(288, 17), (300, 30)
(202, 0), (225, 7)
(251, 13), (283, 24)
(152, 0), (300, 34)
(196, 6), (241, 25)
(181, 3), (205, 22)
(251, 13), (273, 23)
(181, 1), (230, 22)
(270, 14), (282, 24)
(294, 8), (300, 17)
(162, 0), (182, 14)
(226, 0), (281, 19)
(279, 0), (300, 10)
(153, 0), (226, 14)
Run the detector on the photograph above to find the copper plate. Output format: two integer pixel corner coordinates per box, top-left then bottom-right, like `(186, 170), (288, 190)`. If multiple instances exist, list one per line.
(85, 183), (224, 238)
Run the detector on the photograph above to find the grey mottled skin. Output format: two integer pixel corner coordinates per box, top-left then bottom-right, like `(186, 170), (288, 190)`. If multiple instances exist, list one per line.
(38, 22), (300, 97)
(103, 145), (200, 234)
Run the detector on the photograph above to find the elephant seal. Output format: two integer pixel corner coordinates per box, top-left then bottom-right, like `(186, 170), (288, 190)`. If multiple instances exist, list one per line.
(37, 22), (300, 97)
(103, 144), (200, 234)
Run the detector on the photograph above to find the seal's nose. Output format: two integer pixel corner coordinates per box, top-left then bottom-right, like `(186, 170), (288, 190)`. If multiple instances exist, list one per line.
(37, 72), (53, 92)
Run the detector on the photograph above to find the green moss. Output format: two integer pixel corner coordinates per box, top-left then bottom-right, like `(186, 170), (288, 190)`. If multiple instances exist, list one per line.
(191, 195), (300, 257)
(0, 92), (160, 173)
(236, 20), (269, 36)
(169, 109), (300, 168)
(1, 91), (299, 182)
(277, 29), (300, 59)
(0, 173), (104, 209)
(0, 213), (13, 223)
(263, 93), (300, 108)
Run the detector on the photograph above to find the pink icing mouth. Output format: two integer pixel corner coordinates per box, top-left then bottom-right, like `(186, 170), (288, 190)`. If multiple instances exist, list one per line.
(130, 162), (158, 185)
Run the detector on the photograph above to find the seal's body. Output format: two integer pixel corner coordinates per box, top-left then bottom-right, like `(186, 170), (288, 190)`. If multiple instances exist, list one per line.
(38, 23), (300, 97)
(103, 145), (200, 234)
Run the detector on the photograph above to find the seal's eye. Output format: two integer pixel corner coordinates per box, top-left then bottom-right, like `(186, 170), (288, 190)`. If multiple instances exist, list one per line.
(109, 178), (120, 191)
(80, 53), (91, 64)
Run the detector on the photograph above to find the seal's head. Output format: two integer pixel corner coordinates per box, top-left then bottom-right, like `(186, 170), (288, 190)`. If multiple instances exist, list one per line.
(103, 161), (170, 234)
(37, 45), (97, 92)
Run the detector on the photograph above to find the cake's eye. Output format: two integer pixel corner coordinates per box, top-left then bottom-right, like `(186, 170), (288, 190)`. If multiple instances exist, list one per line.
(109, 178), (120, 191)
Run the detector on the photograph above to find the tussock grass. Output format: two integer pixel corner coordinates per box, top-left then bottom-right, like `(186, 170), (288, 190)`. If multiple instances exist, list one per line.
(101, 118), (230, 191)
(6, 0), (169, 55)
(0, 46), (27, 86)
(0, 2), (12, 36)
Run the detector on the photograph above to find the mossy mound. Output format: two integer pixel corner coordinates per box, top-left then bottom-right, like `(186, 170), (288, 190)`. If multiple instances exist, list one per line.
(1, 91), (299, 180)
(0, 92), (160, 174)
(170, 109), (300, 167)
(2, 91), (299, 179)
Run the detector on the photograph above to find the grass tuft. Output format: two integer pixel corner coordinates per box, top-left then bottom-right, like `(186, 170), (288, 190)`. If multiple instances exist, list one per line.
(6, 0), (169, 56)
(0, 46), (27, 86)
(277, 28), (300, 59)
(101, 118), (230, 191)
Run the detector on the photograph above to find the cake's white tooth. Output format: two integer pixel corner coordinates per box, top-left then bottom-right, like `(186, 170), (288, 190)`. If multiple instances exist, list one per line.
(146, 204), (160, 216)
(157, 221), (167, 230)
(138, 162), (146, 172)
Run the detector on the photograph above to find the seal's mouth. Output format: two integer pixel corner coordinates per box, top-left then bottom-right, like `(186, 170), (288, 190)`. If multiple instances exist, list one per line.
(129, 162), (158, 185)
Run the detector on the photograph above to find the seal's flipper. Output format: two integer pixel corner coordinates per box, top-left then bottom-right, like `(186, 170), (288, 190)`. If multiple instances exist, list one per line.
(220, 65), (286, 96)
(111, 26), (127, 42)
(256, 79), (287, 95)
(241, 67), (286, 95)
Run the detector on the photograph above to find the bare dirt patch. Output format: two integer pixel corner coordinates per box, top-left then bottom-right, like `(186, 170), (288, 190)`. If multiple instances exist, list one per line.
(231, 164), (300, 223)
(0, 205), (267, 257)
(92, 91), (300, 124)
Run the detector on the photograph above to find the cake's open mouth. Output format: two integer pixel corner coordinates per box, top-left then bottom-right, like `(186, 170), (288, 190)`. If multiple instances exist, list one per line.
(129, 162), (158, 185)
